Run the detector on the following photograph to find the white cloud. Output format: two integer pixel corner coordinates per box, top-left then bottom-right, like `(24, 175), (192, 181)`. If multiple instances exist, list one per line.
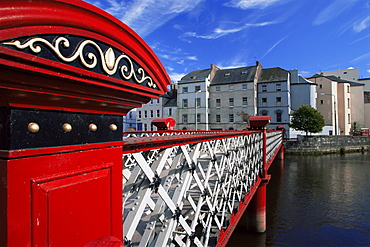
(225, 0), (282, 9)
(86, 0), (204, 37)
(183, 21), (275, 40)
(260, 36), (288, 60)
(351, 52), (370, 63)
(354, 16), (370, 33)
(313, 0), (359, 26)
(168, 72), (187, 82)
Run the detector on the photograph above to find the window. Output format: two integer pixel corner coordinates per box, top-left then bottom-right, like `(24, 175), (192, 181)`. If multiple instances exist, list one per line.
(229, 98), (234, 107)
(229, 85), (234, 91)
(320, 100), (324, 105)
(197, 114), (201, 123)
(150, 99), (153, 104)
(216, 86), (220, 92)
(144, 123), (147, 131)
(138, 111), (142, 118)
(242, 84), (248, 90)
(319, 84), (322, 89)
(182, 87), (188, 93)
(216, 99), (221, 108)
(168, 108), (172, 116)
(276, 84), (281, 91)
(262, 85), (267, 92)
(261, 110), (268, 116)
(129, 112), (132, 119)
(348, 98), (350, 108)
(150, 124), (154, 131)
(262, 98), (267, 106)
(156, 109), (160, 117)
(276, 110), (282, 123)
(348, 113), (351, 124)
(216, 114), (221, 123)
(243, 97), (248, 106)
(195, 85), (201, 92)
(150, 110), (153, 118)
(144, 110), (147, 118)
(225, 72), (230, 77)
(157, 98), (160, 104)
(276, 97), (281, 106)
(183, 99), (188, 108)
(196, 98), (201, 107)
(183, 114), (188, 124)
(229, 114), (234, 123)
(347, 85), (350, 93)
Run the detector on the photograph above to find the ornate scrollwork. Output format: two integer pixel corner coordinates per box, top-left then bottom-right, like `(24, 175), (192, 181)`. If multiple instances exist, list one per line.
(2, 37), (157, 89)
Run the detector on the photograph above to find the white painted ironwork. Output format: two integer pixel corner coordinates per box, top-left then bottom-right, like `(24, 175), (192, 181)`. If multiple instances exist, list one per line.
(122, 130), (282, 247)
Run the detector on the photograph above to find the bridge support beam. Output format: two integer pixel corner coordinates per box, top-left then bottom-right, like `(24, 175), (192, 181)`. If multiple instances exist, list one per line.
(246, 178), (270, 233)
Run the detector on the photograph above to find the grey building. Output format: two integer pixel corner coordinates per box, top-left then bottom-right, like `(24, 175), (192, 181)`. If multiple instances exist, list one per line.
(257, 68), (291, 134)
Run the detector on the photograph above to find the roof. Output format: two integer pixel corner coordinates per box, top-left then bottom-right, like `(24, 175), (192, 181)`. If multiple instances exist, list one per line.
(291, 76), (317, 85)
(178, 69), (211, 83)
(309, 74), (364, 86)
(258, 67), (289, 83)
(211, 66), (257, 85)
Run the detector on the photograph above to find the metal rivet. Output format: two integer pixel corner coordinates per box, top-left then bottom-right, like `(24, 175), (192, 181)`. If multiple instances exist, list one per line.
(62, 123), (72, 133)
(28, 122), (40, 133)
(110, 124), (118, 132)
(89, 123), (97, 132)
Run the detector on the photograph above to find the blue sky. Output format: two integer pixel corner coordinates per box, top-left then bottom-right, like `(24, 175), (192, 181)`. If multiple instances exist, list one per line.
(85, 0), (370, 82)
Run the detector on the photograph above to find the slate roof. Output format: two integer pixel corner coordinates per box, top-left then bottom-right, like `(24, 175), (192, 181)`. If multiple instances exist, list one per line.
(179, 69), (211, 83)
(258, 67), (289, 83)
(309, 74), (365, 86)
(211, 66), (257, 85)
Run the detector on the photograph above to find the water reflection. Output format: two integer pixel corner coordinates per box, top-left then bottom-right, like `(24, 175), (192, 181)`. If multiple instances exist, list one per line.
(228, 153), (370, 246)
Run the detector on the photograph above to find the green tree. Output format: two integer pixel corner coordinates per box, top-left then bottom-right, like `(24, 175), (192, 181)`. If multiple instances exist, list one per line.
(290, 105), (325, 136)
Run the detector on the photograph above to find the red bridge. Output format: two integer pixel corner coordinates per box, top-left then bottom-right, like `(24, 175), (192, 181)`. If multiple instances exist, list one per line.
(0, 1), (284, 246)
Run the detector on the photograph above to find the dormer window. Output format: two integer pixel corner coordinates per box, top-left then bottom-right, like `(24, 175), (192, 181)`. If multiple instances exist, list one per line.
(224, 72), (230, 77)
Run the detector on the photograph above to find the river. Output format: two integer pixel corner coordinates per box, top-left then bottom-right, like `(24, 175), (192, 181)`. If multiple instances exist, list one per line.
(227, 152), (370, 246)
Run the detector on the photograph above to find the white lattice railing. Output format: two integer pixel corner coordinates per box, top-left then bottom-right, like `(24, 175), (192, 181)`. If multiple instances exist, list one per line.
(122, 129), (283, 247)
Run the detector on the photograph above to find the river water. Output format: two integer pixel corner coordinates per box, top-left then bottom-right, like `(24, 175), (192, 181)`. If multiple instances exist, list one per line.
(228, 152), (370, 246)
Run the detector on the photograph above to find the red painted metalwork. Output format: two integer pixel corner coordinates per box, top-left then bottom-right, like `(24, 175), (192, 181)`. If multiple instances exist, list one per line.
(0, 0), (170, 114)
(0, 0), (171, 246)
(249, 116), (271, 129)
(151, 118), (176, 130)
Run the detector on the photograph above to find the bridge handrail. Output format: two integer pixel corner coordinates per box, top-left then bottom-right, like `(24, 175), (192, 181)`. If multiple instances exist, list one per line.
(122, 130), (261, 154)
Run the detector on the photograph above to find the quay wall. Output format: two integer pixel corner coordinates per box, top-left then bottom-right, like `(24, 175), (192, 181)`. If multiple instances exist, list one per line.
(285, 135), (370, 155)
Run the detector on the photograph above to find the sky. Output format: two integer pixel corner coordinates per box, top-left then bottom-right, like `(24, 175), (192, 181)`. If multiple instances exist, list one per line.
(85, 0), (370, 82)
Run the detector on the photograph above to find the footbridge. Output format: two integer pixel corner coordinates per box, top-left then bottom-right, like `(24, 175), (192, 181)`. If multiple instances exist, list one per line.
(122, 121), (284, 247)
(0, 1), (283, 246)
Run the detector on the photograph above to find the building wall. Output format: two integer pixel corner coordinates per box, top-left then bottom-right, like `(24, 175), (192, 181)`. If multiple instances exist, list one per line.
(337, 82), (351, 135)
(136, 97), (165, 131)
(350, 85), (365, 131)
(177, 80), (209, 130)
(312, 76), (337, 135)
(322, 68), (359, 81)
(209, 81), (255, 130)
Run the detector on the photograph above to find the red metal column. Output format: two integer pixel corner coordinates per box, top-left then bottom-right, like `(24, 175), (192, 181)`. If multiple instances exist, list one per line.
(246, 179), (269, 233)
(0, 1), (170, 246)
(246, 118), (271, 233)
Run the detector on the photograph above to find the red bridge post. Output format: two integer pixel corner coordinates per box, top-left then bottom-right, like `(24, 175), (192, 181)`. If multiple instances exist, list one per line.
(0, 1), (170, 246)
(246, 116), (271, 233)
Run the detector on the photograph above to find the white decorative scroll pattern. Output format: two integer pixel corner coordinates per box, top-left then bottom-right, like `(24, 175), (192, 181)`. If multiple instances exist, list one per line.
(3, 37), (157, 89)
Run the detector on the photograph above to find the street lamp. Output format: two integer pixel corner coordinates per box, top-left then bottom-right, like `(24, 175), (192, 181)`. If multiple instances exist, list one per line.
(195, 90), (201, 130)
(321, 93), (337, 135)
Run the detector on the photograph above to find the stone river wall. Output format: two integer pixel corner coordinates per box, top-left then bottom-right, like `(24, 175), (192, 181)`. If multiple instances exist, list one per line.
(285, 135), (370, 155)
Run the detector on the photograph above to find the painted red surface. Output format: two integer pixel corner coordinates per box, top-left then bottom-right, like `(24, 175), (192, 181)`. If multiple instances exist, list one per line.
(0, 0), (171, 246)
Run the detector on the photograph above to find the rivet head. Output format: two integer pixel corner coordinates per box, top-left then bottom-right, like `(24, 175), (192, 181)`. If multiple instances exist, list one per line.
(110, 124), (118, 132)
(28, 122), (40, 133)
(89, 123), (97, 132)
(62, 123), (72, 133)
